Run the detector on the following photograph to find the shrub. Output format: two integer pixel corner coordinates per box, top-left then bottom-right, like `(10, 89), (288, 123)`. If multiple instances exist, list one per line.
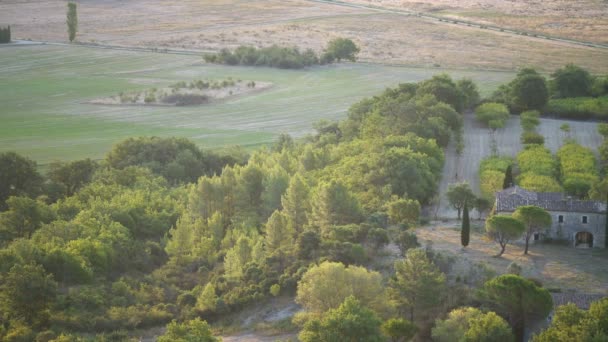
(520, 110), (540, 131)
(475, 102), (510, 129)
(521, 131), (545, 145)
(544, 97), (608, 120)
(162, 94), (209, 106)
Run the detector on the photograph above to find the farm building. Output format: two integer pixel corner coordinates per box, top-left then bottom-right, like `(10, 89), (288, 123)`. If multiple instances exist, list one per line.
(495, 186), (606, 248)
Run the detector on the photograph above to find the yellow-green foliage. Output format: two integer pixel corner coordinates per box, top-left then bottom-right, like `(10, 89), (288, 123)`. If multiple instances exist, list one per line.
(516, 145), (561, 192)
(518, 174), (562, 193)
(557, 143), (597, 181)
(517, 145), (558, 177)
(479, 156), (513, 198)
(557, 142), (598, 198)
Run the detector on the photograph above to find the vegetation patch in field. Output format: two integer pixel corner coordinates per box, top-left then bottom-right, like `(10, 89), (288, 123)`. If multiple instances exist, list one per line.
(89, 78), (271, 107)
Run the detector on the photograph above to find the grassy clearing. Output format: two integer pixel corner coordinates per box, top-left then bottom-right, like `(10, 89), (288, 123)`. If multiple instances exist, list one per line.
(0, 44), (513, 164)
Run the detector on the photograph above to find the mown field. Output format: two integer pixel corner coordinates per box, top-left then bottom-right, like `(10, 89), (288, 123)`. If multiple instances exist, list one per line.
(0, 44), (514, 164)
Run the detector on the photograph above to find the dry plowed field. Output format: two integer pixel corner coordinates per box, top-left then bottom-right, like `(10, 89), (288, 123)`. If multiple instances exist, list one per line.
(2, 0), (607, 72)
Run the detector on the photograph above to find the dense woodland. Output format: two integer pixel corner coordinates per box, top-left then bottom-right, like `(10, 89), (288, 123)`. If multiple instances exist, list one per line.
(1, 69), (608, 342)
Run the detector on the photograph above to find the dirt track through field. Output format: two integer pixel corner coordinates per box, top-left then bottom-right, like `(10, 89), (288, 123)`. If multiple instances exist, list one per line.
(433, 114), (603, 219)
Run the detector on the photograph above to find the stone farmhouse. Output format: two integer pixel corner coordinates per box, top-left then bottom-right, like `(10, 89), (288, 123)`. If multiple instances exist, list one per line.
(495, 186), (606, 248)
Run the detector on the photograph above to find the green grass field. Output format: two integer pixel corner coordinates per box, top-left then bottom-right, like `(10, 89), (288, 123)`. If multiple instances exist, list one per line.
(0, 45), (514, 164)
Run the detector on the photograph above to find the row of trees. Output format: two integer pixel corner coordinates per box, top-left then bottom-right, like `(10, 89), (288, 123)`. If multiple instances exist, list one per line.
(203, 38), (360, 69)
(489, 64), (608, 119)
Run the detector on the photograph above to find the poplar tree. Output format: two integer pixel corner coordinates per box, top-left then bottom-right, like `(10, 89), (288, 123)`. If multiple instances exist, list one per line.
(66, 2), (78, 42)
(461, 201), (470, 247)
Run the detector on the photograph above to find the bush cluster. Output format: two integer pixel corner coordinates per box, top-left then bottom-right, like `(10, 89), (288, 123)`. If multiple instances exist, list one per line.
(203, 38), (359, 69)
(516, 145), (561, 192)
(479, 156), (513, 198)
(557, 142), (598, 198)
(545, 97), (608, 120)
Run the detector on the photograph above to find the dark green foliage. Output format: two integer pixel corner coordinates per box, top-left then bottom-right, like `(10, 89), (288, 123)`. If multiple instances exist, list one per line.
(323, 37), (360, 62)
(550, 64), (593, 98)
(396, 231), (419, 257)
(106, 136), (240, 184)
(381, 318), (418, 342)
(66, 2), (77, 42)
(509, 68), (549, 112)
(0, 26), (10, 43)
(0, 263), (57, 326)
(503, 165), (513, 189)
(545, 96), (608, 120)
(605, 194), (608, 249)
(482, 274), (553, 341)
(446, 182), (476, 220)
(416, 74), (465, 112)
(0, 152), (43, 210)
(48, 159), (98, 197)
(461, 201), (470, 247)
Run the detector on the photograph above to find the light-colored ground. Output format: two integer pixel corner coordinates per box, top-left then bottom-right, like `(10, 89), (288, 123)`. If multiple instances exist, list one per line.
(433, 113), (603, 219)
(341, 0), (608, 44)
(1, 0), (607, 72)
(417, 221), (608, 294)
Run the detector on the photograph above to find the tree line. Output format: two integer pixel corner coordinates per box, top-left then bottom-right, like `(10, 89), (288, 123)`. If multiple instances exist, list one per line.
(203, 38), (360, 69)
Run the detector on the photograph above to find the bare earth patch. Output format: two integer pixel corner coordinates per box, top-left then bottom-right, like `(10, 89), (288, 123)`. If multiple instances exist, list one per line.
(341, 0), (608, 44)
(416, 221), (608, 294)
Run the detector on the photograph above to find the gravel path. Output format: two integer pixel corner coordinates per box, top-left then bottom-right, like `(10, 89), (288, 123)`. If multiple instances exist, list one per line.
(433, 113), (603, 219)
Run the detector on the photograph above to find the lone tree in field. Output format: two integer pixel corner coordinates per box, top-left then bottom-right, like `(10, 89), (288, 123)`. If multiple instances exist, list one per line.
(461, 201), (470, 247)
(66, 2), (78, 43)
(324, 38), (360, 62)
(446, 182), (476, 220)
(512, 205), (551, 255)
(485, 215), (525, 257)
(474, 197), (491, 220)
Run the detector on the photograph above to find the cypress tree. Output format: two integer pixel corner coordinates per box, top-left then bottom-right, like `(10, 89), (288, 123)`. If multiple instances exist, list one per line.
(605, 193), (608, 248)
(502, 165), (513, 189)
(67, 2), (78, 43)
(7, 25), (10, 43)
(461, 201), (470, 247)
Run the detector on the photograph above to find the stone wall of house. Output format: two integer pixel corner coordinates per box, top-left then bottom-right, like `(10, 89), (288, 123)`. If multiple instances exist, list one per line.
(545, 211), (606, 248)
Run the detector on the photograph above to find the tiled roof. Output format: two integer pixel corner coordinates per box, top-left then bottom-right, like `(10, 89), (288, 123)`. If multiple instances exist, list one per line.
(496, 186), (607, 214)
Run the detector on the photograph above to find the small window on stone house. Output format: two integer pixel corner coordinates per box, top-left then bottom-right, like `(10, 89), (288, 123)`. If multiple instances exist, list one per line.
(534, 233), (540, 241)
(582, 216), (588, 224)
(558, 215), (564, 223)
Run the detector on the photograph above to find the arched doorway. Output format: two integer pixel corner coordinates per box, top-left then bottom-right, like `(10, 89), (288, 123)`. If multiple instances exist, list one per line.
(575, 232), (593, 248)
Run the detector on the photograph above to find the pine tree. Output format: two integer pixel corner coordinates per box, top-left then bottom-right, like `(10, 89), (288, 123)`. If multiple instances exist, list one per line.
(461, 201), (470, 247)
(503, 165), (513, 189)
